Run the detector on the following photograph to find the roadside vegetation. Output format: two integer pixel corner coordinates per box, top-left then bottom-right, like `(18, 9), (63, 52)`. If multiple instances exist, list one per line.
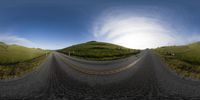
(155, 42), (200, 79)
(59, 41), (140, 61)
(0, 42), (48, 79)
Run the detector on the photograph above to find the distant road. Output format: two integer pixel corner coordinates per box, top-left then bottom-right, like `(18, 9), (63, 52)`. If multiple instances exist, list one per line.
(0, 50), (200, 100)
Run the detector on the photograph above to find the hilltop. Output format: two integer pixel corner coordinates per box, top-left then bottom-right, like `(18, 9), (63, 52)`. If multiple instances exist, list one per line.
(0, 42), (47, 79)
(0, 42), (46, 65)
(59, 41), (140, 61)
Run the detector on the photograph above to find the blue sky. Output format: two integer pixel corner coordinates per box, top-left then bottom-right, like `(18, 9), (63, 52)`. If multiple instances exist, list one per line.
(0, 0), (200, 49)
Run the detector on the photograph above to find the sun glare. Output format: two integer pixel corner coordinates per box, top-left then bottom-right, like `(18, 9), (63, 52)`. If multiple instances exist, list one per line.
(93, 13), (179, 49)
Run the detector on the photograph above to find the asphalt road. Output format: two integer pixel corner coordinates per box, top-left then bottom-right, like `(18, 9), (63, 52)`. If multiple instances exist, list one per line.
(0, 50), (200, 100)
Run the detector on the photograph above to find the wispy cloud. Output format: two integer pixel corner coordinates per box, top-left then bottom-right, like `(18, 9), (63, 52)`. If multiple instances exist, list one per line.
(93, 9), (200, 49)
(0, 34), (36, 48)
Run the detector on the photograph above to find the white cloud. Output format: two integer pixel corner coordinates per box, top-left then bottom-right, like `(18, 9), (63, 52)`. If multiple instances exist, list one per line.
(93, 11), (200, 49)
(0, 34), (36, 48)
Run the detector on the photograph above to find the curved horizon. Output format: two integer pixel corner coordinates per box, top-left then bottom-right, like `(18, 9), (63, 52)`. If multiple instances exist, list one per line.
(0, 0), (200, 49)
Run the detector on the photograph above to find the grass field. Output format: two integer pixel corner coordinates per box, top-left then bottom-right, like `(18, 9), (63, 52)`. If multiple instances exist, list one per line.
(0, 55), (47, 79)
(59, 41), (140, 61)
(155, 42), (200, 79)
(0, 42), (48, 79)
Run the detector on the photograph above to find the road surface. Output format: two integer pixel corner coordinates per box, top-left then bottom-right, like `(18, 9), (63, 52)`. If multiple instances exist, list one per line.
(0, 50), (200, 100)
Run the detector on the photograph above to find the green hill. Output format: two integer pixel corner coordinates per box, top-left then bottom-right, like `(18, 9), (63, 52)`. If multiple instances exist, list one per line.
(0, 42), (47, 79)
(0, 43), (46, 65)
(0, 41), (6, 45)
(155, 42), (200, 79)
(59, 41), (140, 61)
(0, 42), (8, 50)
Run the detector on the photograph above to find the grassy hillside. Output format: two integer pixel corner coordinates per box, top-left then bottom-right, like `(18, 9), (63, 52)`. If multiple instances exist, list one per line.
(155, 42), (200, 79)
(0, 42), (48, 79)
(0, 43), (46, 65)
(59, 41), (140, 61)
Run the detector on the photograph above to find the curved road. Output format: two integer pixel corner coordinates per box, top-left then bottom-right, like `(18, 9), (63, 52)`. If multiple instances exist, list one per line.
(0, 50), (200, 100)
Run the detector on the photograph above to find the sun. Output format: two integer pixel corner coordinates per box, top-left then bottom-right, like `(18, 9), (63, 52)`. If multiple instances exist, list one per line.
(93, 14), (178, 49)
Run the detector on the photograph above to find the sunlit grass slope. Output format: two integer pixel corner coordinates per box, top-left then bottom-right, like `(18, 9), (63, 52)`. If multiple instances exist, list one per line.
(59, 41), (140, 61)
(155, 42), (200, 79)
(0, 42), (48, 79)
(0, 42), (46, 65)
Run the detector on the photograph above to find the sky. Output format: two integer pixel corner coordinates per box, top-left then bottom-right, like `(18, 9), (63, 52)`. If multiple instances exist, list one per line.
(0, 0), (200, 50)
